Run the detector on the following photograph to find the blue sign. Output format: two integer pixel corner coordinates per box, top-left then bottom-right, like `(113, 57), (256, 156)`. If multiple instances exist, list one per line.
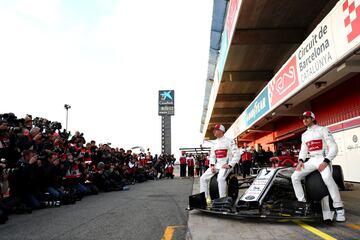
(159, 90), (175, 106)
(159, 90), (175, 116)
(216, 29), (229, 82)
(160, 91), (173, 101)
(244, 86), (269, 127)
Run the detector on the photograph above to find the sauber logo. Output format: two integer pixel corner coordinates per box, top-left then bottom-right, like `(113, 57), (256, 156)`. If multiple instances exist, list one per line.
(343, 0), (360, 43)
(215, 149), (228, 158)
(269, 56), (299, 107)
(306, 139), (323, 151)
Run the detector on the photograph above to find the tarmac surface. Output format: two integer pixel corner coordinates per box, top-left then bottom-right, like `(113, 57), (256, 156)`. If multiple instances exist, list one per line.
(0, 178), (193, 240)
(1, 172), (360, 240)
(187, 177), (360, 240)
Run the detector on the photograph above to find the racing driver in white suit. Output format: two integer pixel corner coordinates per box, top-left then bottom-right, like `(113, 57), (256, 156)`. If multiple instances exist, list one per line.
(200, 124), (240, 202)
(291, 111), (345, 222)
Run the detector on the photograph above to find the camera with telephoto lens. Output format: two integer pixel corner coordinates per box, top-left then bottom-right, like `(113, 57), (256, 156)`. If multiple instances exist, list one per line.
(0, 113), (24, 134)
(0, 158), (17, 175)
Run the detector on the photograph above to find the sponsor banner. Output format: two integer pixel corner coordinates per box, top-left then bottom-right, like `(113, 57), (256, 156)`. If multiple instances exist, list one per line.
(216, 0), (243, 84)
(268, 55), (299, 107)
(158, 90), (175, 116)
(226, 0), (240, 41)
(332, 0), (360, 60)
(233, 114), (246, 138)
(216, 28), (229, 82)
(159, 90), (174, 105)
(296, 16), (337, 86)
(158, 105), (174, 115)
(244, 86), (270, 127)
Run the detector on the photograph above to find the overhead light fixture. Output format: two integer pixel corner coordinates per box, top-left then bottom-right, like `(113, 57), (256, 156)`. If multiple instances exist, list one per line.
(314, 81), (327, 89)
(336, 63), (346, 72)
(229, 73), (233, 82)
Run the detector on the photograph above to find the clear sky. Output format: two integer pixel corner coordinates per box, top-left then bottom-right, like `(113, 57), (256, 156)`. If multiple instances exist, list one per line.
(0, 0), (213, 156)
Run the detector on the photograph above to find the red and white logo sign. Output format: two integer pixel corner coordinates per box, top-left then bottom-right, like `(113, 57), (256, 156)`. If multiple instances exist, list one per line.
(269, 55), (299, 107)
(226, 0), (239, 40)
(343, 0), (360, 42)
(215, 149), (228, 158)
(306, 139), (323, 152)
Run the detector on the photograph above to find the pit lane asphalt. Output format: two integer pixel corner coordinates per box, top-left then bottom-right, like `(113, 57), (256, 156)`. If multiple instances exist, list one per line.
(187, 177), (360, 240)
(0, 178), (193, 240)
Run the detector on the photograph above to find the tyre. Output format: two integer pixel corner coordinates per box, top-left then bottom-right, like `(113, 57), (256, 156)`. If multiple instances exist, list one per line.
(305, 171), (329, 201)
(209, 173), (239, 201)
(332, 165), (345, 191)
(227, 174), (239, 201)
(209, 173), (219, 200)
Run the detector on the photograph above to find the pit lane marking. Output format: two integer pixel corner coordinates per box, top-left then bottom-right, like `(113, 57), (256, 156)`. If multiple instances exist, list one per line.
(161, 225), (185, 240)
(292, 220), (337, 240)
(347, 223), (360, 231)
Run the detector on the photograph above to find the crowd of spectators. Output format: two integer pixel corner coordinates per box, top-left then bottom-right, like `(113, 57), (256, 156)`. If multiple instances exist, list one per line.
(0, 113), (175, 224)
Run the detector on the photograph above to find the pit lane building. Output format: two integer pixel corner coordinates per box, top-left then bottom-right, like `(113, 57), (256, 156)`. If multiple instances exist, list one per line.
(201, 0), (360, 182)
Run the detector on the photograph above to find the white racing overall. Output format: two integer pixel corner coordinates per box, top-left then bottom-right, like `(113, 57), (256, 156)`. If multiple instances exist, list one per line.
(200, 136), (240, 198)
(291, 124), (343, 220)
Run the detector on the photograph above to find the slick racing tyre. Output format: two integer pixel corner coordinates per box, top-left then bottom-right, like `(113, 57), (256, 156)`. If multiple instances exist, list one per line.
(209, 173), (220, 200)
(209, 173), (239, 201)
(227, 174), (239, 201)
(332, 165), (345, 190)
(305, 171), (329, 201)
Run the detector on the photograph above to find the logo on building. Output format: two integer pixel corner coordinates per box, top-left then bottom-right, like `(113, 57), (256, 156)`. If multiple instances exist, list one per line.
(268, 55), (299, 107)
(353, 134), (358, 143)
(343, 0), (360, 43)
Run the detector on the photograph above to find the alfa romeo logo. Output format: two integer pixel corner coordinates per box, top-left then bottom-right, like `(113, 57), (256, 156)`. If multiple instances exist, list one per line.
(353, 135), (358, 143)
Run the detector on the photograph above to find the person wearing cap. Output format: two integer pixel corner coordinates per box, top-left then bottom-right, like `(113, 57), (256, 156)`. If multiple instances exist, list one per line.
(200, 124), (240, 202)
(291, 111), (345, 222)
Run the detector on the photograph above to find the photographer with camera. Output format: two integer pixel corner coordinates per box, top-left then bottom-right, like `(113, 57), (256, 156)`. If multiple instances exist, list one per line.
(40, 152), (64, 201)
(11, 150), (43, 209)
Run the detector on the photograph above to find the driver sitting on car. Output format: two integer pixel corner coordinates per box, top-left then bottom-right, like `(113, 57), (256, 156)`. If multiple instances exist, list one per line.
(200, 124), (240, 205)
(291, 111), (345, 222)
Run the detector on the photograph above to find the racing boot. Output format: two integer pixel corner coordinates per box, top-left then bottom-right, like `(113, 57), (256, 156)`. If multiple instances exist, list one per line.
(323, 211), (335, 225)
(335, 208), (346, 222)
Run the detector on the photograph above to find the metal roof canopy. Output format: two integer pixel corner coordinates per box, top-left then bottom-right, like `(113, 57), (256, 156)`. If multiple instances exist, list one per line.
(203, 0), (339, 139)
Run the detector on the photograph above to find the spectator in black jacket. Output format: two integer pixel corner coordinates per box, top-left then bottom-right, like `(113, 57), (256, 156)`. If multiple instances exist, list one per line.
(41, 152), (64, 200)
(11, 150), (42, 209)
